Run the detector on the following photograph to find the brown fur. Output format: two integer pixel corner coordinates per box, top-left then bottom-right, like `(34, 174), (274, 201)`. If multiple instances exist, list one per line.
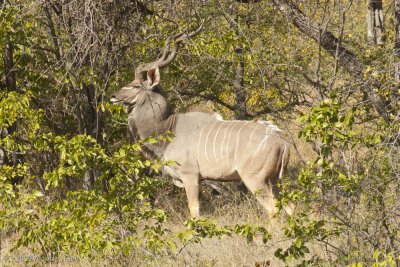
(128, 114), (179, 161)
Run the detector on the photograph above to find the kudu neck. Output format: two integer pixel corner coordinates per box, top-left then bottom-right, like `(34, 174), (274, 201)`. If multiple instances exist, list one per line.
(130, 88), (175, 139)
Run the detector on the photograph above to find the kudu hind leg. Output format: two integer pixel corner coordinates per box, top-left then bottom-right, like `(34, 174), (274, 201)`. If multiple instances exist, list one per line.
(271, 178), (294, 216)
(257, 184), (293, 217)
(255, 187), (279, 218)
(242, 179), (279, 218)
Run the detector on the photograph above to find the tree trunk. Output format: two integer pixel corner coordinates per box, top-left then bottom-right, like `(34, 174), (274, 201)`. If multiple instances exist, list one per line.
(367, 0), (384, 45)
(270, 0), (391, 122)
(232, 12), (248, 120)
(233, 44), (247, 120)
(4, 36), (16, 92)
(2, 35), (23, 185)
(394, 0), (400, 108)
(82, 83), (104, 190)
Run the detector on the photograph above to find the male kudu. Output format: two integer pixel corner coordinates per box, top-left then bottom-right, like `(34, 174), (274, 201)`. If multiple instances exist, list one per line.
(111, 26), (292, 218)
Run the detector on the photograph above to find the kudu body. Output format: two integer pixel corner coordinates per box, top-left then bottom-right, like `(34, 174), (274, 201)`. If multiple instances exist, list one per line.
(111, 28), (292, 218)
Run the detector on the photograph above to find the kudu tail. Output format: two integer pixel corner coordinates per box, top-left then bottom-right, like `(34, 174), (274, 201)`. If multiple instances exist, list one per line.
(279, 145), (290, 180)
(279, 145), (293, 215)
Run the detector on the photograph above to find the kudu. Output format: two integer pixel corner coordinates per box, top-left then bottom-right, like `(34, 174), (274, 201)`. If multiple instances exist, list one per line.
(111, 27), (292, 218)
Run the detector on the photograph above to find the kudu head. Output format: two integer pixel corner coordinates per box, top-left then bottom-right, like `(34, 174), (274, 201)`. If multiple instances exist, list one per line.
(110, 24), (203, 114)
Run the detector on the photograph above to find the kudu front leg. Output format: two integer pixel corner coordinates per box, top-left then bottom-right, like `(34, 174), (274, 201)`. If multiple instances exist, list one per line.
(183, 176), (201, 218)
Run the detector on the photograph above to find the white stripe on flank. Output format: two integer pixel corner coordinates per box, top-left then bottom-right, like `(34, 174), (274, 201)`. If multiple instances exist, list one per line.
(226, 122), (236, 160)
(213, 122), (223, 160)
(279, 145), (286, 180)
(220, 122), (229, 160)
(247, 124), (259, 149)
(198, 124), (207, 160)
(262, 132), (270, 151)
(204, 121), (218, 161)
(234, 123), (245, 164)
(256, 134), (269, 153)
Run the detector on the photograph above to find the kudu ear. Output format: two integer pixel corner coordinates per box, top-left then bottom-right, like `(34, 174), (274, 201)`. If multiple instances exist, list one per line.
(147, 67), (160, 90)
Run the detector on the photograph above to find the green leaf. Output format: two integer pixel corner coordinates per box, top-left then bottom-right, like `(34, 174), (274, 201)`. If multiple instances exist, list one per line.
(148, 138), (157, 144)
(180, 230), (194, 242)
(294, 238), (302, 248)
(32, 189), (43, 197)
(301, 246), (310, 254)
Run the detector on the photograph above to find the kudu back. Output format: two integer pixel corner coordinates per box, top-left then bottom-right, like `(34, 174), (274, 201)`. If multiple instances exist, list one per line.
(111, 27), (292, 218)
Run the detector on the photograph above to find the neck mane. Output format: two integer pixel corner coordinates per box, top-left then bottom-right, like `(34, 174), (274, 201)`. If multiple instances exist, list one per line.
(127, 87), (178, 158)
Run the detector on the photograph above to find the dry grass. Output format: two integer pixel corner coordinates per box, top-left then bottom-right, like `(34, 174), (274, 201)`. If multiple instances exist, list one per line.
(0, 237), (92, 267)
(0, 186), (327, 267)
(131, 184), (329, 267)
(134, 193), (290, 267)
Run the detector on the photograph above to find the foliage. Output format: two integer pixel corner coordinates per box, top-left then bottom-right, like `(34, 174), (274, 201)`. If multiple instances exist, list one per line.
(349, 250), (400, 267)
(178, 217), (271, 245)
(0, 91), (173, 261)
(1, 0), (400, 265)
(277, 93), (400, 265)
